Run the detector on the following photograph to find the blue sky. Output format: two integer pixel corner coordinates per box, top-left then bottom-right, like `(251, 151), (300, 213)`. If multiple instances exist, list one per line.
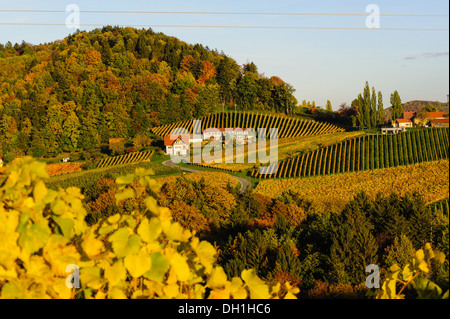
(0, 0), (448, 109)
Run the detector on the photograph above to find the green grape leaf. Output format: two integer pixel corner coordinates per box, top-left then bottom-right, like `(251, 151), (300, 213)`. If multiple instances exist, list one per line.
(108, 228), (141, 258)
(115, 188), (136, 204)
(115, 174), (135, 185)
(52, 216), (74, 239)
(414, 276), (443, 299)
(17, 215), (51, 256)
(144, 253), (170, 282)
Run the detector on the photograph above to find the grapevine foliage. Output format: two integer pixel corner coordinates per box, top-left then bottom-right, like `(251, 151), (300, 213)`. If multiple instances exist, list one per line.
(0, 157), (298, 299)
(371, 243), (448, 299)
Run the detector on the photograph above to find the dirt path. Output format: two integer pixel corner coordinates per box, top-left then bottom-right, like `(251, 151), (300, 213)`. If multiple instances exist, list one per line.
(162, 160), (251, 194)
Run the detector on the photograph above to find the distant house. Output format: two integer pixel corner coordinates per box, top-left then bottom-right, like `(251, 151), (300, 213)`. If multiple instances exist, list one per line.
(164, 135), (190, 156)
(202, 128), (256, 142)
(394, 118), (413, 128)
(430, 118), (449, 127)
(61, 157), (71, 163)
(202, 128), (225, 141)
(396, 111), (448, 128)
(382, 127), (405, 135)
(412, 112), (447, 127)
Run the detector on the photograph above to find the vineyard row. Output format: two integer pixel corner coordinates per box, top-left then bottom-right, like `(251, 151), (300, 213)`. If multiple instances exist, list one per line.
(151, 112), (344, 139)
(97, 150), (154, 169)
(253, 128), (449, 178)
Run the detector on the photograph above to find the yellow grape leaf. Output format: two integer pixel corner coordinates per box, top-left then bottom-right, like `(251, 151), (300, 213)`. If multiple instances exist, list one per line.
(42, 235), (80, 277)
(137, 217), (162, 243)
(416, 249), (425, 262)
(207, 267), (228, 289)
(115, 188), (136, 204)
(170, 253), (190, 282)
(104, 260), (127, 287)
(230, 277), (247, 299)
(108, 228), (141, 258)
(81, 228), (104, 259)
(418, 260), (429, 273)
(163, 283), (180, 298)
(124, 248), (152, 278)
(193, 240), (216, 274)
(162, 221), (191, 243)
(80, 266), (103, 290)
(208, 288), (230, 299)
(0, 209), (20, 272)
(241, 269), (269, 299)
(144, 197), (160, 216)
(109, 287), (127, 299)
(284, 282), (299, 299)
(108, 214), (121, 224)
(33, 180), (48, 203)
(52, 278), (72, 299)
(402, 264), (413, 281)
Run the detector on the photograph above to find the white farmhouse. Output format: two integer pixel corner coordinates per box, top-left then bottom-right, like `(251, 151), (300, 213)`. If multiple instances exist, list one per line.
(164, 135), (190, 156)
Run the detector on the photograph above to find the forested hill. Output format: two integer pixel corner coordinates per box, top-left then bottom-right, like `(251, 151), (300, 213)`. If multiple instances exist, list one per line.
(0, 26), (297, 157)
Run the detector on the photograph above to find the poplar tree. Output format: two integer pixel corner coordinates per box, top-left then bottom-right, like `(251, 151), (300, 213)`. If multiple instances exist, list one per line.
(371, 87), (377, 127)
(377, 91), (385, 126)
(390, 91), (403, 121)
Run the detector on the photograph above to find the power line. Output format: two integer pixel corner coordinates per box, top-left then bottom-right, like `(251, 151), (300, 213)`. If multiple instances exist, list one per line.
(0, 9), (448, 17)
(0, 22), (447, 31)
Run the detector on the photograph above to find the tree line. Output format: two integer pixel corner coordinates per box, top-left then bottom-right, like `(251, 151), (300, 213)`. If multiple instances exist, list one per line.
(0, 26), (297, 159)
(350, 81), (403, 129)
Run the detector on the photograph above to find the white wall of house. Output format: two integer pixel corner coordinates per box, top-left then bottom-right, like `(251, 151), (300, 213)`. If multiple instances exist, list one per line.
(165, 141), (189, 155)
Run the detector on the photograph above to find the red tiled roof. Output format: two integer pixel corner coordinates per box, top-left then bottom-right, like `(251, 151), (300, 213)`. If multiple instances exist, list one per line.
(402, 112), (415, 120)
(164, 134), (190, 146)
(417, 112), (446, 119)
(430, 118), (449, 123)
(396, 119), (412, 123)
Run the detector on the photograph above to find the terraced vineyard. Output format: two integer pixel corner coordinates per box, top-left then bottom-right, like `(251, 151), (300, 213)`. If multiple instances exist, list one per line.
(253, 128), (449, 178)
(97, 150), (154, 168)
(151, 111), (344, 138)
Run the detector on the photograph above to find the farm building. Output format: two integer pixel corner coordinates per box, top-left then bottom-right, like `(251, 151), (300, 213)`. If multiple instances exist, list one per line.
(164, 135), (190, 156)
(394, 118), (413, 128)
(430, 118), (449, 127)
(412, 112), (447, 127)
(202, 128), (256, 142)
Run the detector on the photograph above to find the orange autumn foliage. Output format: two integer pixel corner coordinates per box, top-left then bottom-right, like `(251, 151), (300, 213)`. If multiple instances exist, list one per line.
(197, 61), (216, 86)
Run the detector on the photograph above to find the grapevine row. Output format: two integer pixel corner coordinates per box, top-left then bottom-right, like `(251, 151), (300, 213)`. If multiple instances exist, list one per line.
(252, 128), (449, 178)
(97, 150), (154, 169)
(151, 112), (344, 139)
